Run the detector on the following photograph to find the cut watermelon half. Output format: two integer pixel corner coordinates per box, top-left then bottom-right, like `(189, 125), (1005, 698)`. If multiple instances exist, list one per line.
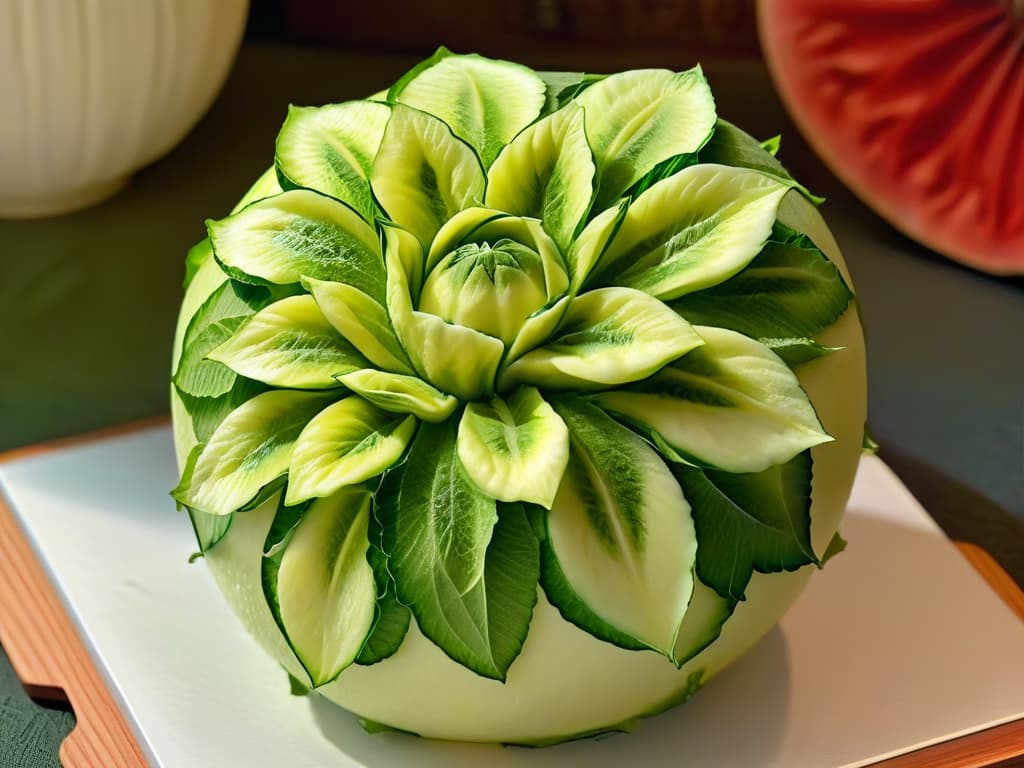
(759, 0), (1024, 275)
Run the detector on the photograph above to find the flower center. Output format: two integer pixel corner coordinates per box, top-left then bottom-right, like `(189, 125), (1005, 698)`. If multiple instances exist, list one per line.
(419, 237), (550, 345)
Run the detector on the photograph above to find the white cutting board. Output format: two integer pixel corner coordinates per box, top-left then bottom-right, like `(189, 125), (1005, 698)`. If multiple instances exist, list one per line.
(1, 426), (1022, 767)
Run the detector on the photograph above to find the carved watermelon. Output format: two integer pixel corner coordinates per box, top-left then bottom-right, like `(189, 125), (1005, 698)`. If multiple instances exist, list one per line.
(759, 0), (1024, 275)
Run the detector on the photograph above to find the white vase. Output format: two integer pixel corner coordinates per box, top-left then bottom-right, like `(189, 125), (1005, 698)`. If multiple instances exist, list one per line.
(0, 0), (249, 218)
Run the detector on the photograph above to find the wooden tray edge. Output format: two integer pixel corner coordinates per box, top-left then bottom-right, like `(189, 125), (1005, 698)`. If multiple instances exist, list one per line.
(0, 492), (149, 767)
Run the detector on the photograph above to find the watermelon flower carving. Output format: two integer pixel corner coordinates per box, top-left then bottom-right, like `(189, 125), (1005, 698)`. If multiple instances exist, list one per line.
(172, 49), (855, 693)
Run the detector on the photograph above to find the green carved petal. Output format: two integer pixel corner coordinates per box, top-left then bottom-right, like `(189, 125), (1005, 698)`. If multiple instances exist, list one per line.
(173, 279), (271, 398)
(390, 48), (546, 167)
(378, 420), (539, 680)
(277, 488), (378, 685)
(762, 338), (843, 366)
(207, 295), (370, 390)
(699, 119), (821, 203)
(336, 369), (458, 423)
(501, 287), (703, 391)
(669, 451), (818, 601)
(303, 277), (414, 375)
(504, 295), (571, 365)
(171, 390), (334, 516)
(275, 101), (391, 222)
(543, 396), (696, 656)
(427, 207), (510, 273)
(382, 222), (425, 314)
(456, 387), (569, 508)
(371, 103), (486, 248)
(286, 396), (417, 505)
(672, 578), (736, 666)
(401, 310), (505, 401)
(669, 232), (854, 341)
(594, 325), (832, 473)
(590, 164), (792, 300)
(567, 200), (627, 292)
(575, 66), (716, 209)
(208, 190), (384, 300)
(381, 419), (497, 598)
(355, 588), (412, 666)
(485, 103), (595, 251)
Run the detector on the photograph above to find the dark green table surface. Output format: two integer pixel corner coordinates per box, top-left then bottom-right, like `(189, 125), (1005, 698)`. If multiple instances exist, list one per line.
(2, 43), (1022, 767)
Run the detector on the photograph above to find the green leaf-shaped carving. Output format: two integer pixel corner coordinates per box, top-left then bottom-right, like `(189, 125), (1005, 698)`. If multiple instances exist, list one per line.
(672, 578), (736, 666)
(371, 104), (486, 248)
(379, 420), (539, 679)
(355, 588), (412, 666)
(457, 387), (569, 508)
(276, 488), (378, 685)
(595, 325), (831, 473)
(486, 103), (595, 251)
(575, 67), (716, 209)
(590, 165), (792, 299)
(208, 189), (384, 300)
(172, 389), (334, 516)
(208, 295), (370, 389)
(669, 451), (819, 601)
(699, 119), (821, 203)
(286, 396), (417, 505)
(174, 280), (271, 399)
(275, 100), (391, 222)
(304, 277), (414, 375)
(502, 287), (703, 390)
(670, 233), (854, 340)
(337, 369), (457, 423)
(390, 48), (546, 167)
(541, 396), (696, 656)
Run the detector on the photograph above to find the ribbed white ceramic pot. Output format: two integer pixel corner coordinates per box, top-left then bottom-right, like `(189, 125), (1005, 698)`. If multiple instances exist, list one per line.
(0, 0), (248, 218)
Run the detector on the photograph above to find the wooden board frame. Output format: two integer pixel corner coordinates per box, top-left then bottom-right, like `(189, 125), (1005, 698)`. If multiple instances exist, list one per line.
(0, 419), (1022, 768)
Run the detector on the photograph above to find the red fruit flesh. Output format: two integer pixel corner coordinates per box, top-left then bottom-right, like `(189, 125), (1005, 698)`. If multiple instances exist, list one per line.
(759, 0), (1024, 275)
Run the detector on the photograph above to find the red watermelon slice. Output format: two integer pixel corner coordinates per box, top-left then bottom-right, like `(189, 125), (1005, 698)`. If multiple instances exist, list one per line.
(759, 0), (1024, 275)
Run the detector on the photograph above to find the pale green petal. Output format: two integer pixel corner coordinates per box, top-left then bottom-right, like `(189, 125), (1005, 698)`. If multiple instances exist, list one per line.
(337, 369), (458, 423)
(208, 295), (369, 389)
(485, 103), (595, 251)
(501, 287), (703, 390)
(277, 488), (378, 685)
(590, 164), (791, 300)
(504, 295), (571, 365)
(208, 190), (383, 299)
(371, 104), (486, 248)
(303, 277), (414, 375)
(392, 49), (546, 167)
(382, 223), (419, 334)
(456, 387), (569, 507)
(172, 390), (334, 516)
(382, 224), (504, 401)
(275, 101), (391, 222)
(594, 325), (832, 473)
(427, 207), (509, 273)
(543, 397), (696, 656)
(576, 66), (716, 208)
(567, 200), (627, 292)
(286, 396), (417, 504)
(402, 311), (505, 401)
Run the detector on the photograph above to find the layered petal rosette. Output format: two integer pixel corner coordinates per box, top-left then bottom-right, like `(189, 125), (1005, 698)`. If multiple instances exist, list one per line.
(172, 49), (861, 720)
